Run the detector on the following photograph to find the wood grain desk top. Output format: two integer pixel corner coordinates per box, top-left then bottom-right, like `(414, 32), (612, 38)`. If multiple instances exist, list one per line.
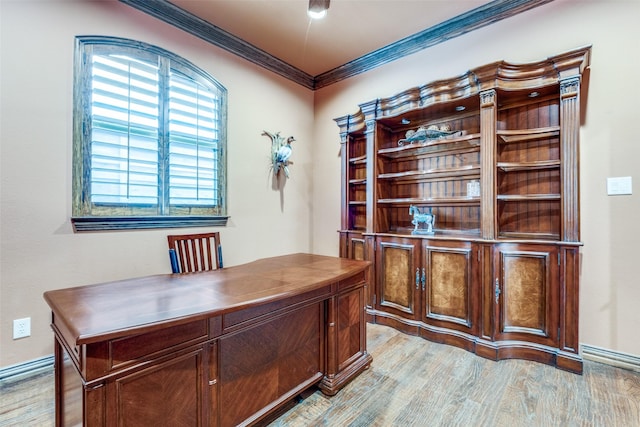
(44, 253), (369, 346)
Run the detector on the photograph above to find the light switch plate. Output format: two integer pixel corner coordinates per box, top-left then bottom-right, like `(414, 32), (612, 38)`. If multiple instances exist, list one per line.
(607, 176), (632, 195)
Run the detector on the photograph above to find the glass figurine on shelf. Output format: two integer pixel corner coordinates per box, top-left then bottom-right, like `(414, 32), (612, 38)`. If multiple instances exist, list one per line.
(397, 123), (462, 146)
(409, 205), (435, 235)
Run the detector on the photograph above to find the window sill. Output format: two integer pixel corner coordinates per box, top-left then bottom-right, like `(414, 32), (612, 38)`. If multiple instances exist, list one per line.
(71, 216), (229, 232)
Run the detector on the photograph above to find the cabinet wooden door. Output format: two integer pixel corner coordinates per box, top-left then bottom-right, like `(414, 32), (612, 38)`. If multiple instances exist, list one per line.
(341, 232), (375, 310)
(347, 233), (366, 261)
(376, 237), (420, 319)
(421, 240), (477, 335)
(109, 346), (207, 427)
(339, 231), (366, 260)
(319, 278), (373, 396)
(494, 243), (559, 347)
(219, 302), (324, 427)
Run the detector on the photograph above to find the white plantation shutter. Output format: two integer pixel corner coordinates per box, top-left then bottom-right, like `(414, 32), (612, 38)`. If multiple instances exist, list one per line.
(90, 54), (160, 205)
(168, 72), (221, 206)
(72, 37), (227, 231)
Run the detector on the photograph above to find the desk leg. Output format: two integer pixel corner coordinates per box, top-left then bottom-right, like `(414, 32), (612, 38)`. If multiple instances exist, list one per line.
(54, 339), (62, 427)
(53, 337), (85, 427)
(319, 284), (373, 395)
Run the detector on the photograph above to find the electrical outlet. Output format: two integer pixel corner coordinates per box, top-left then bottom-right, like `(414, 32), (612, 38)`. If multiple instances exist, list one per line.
(13, 317), (31, 339)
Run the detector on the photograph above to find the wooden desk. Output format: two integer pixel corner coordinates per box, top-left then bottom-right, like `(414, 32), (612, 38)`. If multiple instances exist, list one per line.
(44, 253), (372, 426)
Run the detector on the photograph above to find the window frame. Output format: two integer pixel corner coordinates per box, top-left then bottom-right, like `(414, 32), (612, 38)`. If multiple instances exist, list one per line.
(71, 36), (228, 231)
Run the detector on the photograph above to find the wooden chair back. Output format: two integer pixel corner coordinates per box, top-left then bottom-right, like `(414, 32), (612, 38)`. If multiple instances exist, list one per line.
(167, 232), (223, 273)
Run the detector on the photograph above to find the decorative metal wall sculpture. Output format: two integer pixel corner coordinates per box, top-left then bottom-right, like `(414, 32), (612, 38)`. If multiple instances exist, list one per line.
(262, 131), (295, 178)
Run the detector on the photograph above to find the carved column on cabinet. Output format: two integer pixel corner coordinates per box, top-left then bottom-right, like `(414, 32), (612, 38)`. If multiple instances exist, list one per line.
(560, 77), (581, 242)
(339, 129), (349, 232)
(480, 89), (496, 239)
(364, 119), (376, 233)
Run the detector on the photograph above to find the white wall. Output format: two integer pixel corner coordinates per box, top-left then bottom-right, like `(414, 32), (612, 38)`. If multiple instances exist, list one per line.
(312, 0), (640, 356)
(0, 0), (315, 367)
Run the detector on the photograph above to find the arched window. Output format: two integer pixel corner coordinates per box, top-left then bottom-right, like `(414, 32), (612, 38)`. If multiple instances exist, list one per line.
(72, 36), (227, 231)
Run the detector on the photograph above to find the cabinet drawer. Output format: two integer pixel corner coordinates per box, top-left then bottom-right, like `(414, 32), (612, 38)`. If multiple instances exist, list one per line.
(109, 320), (208, 371)
(223, 286), (331, 332)
(338, 270), (366, 291)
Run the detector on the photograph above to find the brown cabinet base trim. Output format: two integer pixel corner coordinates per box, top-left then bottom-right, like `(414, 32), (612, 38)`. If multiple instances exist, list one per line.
(369, 310), (583, 374)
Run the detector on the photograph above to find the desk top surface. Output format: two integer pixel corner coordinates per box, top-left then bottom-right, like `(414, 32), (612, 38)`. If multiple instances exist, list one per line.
(44, 253), (369, 345)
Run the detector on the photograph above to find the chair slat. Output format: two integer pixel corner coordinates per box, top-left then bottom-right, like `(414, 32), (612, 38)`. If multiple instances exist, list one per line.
(167, 232), (223, 273)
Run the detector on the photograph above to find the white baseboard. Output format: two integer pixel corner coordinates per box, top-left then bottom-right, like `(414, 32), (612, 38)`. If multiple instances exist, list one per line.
(0, 355), (54, 382)
(581, 344), (640, 372)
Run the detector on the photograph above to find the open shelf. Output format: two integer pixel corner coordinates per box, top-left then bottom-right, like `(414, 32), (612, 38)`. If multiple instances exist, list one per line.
(378, 196), (481, 206)
(383, 228), (482, 239)
(497, 160), (560, 172)
(378, 133), (480, 159)
(497, 126), (560, 143)
(379, 164), (480, 181)
(498, 231), (560, 241)
(349, 155), (367, 164)
(497, 194), (561, 201)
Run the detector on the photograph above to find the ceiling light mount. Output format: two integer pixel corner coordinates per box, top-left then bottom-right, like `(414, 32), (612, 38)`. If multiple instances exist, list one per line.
(308, 0), (330, 19)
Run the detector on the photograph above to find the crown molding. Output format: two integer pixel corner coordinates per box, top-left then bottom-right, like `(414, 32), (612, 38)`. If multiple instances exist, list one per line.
(119, 0), (554, 90)
(119, 0), (316, 89)
(314, 0), (555, 89)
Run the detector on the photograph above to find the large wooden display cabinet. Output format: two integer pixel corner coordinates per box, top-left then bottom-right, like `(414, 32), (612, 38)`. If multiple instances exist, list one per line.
(337, 47), (590, 373)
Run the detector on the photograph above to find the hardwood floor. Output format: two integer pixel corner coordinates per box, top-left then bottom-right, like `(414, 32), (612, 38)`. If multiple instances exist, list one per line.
(1, 323), (639, 426)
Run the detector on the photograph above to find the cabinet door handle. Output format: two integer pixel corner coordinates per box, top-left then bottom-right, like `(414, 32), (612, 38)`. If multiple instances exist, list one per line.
(421, 268), (426, 291)
(416, 268), (420, 290)
(495, 278), (501, 304)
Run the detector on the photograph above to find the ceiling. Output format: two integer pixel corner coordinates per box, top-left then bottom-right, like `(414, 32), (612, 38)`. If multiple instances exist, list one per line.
(169, 0), (492, 77)
(121, 0), (554, 89)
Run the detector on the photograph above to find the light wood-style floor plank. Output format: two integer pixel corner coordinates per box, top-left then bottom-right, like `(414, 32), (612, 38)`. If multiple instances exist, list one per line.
(1, 323), (639, 426)
(270, 324), (640, 427)
(0, 369), (55, 427)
